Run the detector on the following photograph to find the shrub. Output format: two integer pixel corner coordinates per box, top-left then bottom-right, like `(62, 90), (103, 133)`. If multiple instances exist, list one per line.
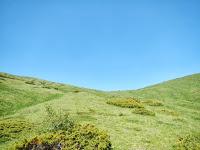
(142, 99), (163, 106)
(13, 106), (112, 149)
(132, 108), (155, 116)
(107, 98), (144, 108)
(44, 105), (74, 132)
(73, 90), (80, 93)
(118, 113), (124, 116)
(173, 133), (200, 150)
(0, 119), (33, 143)
(15, 124), (112, 150)
(25, 80), (35, 85)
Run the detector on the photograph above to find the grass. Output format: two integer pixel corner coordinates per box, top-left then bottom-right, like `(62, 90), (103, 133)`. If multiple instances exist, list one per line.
(0, 82), (63, 116)
(132, 107), (155, 116)
(159, 109), (179, 116)
(142, 99), (163, 106)
(0, 72), (200, 149)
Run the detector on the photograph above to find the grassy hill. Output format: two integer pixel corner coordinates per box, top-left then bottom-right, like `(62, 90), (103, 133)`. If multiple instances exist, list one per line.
(0, 72), (200, 149)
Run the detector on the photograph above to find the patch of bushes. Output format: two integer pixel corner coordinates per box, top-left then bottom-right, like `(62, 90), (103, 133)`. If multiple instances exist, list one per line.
(40, 81), (47, 86)
(0, 73), (16, 80)
(107, 98), (144, 108)
(142, 99), (163, 106)
(173, 133), (200, 150)
(25, 80), (36, 85)
(73, 90), (80, 93)
(0, 119), (33, 143)
(42, 84), (59, 90)
(15, 124), (112, 150)
(132, 108), (155, 116)
(14, 106), (112, 150)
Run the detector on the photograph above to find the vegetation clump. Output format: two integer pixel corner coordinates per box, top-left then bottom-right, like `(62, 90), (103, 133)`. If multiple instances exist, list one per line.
(107, 98), (144, 108)
(132, 108), (155, 116)
(118, 113), (124, 116)
(73, 90), (80, 93)
(25, 80), (36, 85)
(0, 73), (16, 80)
(15, 124), (112, 150)
(142, 99), (163, 106)
(42, 84), (59, 90)
(173, 133), (200, 150)
(14, 106), (112, 150)
(0, 119), (33, 143)
(44, 105), (75, 132)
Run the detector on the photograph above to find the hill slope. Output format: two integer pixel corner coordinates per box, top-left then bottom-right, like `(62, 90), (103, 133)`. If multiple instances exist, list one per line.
(0, 72), (200, 150)
(113, 73), (200, 111)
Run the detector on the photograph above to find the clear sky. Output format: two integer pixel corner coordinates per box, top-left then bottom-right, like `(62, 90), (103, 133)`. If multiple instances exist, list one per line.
(1, 0), (200, 91)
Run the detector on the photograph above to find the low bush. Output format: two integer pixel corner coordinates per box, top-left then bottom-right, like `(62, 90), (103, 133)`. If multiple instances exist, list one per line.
(142, 99), (163, 106)
(25, 80), (36, 85)
(73, 90), (80, 93)
(107, 98), (144, 108)
(132, 108), (155, 116)
(44, 105), (75, 132)
(173, 133), (200, 150)
(13, 106), (112, 149)
(14, 124), (112, 150)
(0, 119), (33, 143)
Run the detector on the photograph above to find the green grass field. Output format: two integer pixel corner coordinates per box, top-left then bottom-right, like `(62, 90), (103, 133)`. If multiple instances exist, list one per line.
(0, 72), (200, 150)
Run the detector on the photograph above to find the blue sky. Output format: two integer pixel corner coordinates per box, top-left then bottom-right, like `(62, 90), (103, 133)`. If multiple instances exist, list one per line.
(1, 0), (200, 90)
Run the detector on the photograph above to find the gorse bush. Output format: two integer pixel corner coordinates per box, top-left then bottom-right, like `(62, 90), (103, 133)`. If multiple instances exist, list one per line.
(15, 124), (112, 150)
(173, 133), (200, 150)
(132, 108), (155, 116)
(0, 119), (33, 143)
(107, 98), (144, 108)
(13, 105), (112, 150)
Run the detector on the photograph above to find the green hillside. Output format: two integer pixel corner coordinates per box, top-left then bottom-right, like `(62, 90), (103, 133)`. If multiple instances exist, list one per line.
(0, 72), (200, 150)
